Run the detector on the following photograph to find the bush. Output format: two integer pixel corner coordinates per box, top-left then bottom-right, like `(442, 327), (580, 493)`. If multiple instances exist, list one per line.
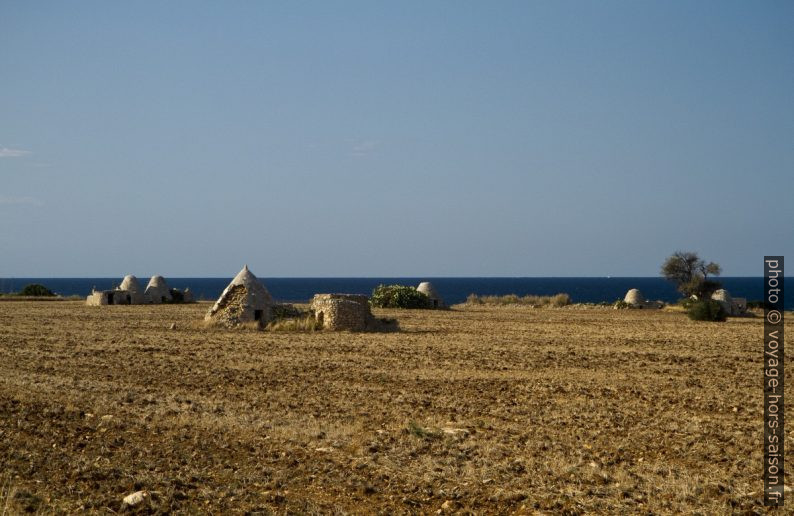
(18, 284), (55, 296)
(371, 285), (432, 309)
(678, 297), (695, 309)
(549, 293), (572, 307)
(613, 300), (630, 309)
(687, 300), (727, 322)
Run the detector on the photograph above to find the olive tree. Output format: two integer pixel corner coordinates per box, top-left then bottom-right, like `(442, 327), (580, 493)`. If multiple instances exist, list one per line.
(661, 251), (722, 299)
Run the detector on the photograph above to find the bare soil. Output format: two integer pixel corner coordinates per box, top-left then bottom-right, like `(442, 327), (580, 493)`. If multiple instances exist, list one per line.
(0, 301), (788, 514)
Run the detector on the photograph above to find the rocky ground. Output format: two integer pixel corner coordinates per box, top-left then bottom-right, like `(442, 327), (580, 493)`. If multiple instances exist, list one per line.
(0, 301), (789, 514)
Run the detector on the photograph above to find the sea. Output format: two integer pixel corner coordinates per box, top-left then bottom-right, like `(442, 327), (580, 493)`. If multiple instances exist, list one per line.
(0, 277), (788, 309)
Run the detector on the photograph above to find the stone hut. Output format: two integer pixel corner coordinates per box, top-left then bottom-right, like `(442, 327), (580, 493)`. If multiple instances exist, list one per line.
(711, 289), (733, 315)
(311, 294), (375, 331)
(205, 265), (273, 327)
(624, 289), (646, 307)
(417, 281), (445, 309)
(86, 288), (131, 306)
(145, 276), (172, 304)
(119, 275), (145, 304)
(712, 289), (746, 316)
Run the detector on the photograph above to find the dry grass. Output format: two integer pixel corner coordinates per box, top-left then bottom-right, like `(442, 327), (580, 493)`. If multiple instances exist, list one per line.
(465, 292), (571, 307)
(266, 314), (322, 332)
(0, 300), (790, 513)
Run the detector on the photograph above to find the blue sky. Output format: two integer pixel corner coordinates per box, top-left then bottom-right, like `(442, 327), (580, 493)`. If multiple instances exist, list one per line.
(1, 1), (792, 277)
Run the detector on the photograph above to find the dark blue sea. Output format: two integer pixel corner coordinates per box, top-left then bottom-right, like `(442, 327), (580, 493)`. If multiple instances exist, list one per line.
(0, 277), (787, 309)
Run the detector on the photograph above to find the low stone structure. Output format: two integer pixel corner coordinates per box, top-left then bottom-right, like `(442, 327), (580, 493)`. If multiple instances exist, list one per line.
(623, 288), (662, 309)
(86, 288), (132, 306)
(86, 274), (193, 306)
(711, 289), (747, 316)
(205, 265), (274, 327)
(145, 276), (172, 304)
(119, 275), (145, 304)
(310, 294), (375, 331)
(417, 281), (445, 309)
(624, 289), (645, 307)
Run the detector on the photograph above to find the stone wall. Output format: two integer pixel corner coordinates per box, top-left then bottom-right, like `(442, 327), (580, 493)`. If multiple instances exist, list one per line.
(86, 290), (131, 306)
(86, 291), (107, 306)
(310, 294), (375, 331)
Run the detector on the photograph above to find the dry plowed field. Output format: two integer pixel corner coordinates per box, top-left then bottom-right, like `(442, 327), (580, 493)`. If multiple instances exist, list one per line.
(0, 301), (788, 514)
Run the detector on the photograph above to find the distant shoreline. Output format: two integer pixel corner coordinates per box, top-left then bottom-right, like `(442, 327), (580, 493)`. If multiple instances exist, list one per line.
(1, 277), (787, 309)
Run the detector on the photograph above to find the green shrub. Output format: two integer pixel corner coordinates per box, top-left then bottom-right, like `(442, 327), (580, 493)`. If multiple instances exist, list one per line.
(19, 284), (55, 296)
(678, 297), (695, 309)
(687, 300), (727, 322)
(371, 284), (431, 309)
(613, 300), (630, 309)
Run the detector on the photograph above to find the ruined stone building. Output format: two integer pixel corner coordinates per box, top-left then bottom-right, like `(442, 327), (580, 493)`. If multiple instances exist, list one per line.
(205, 265), (273, 327)
(310, 294), (375, 331)
(85, 274), (191, 306)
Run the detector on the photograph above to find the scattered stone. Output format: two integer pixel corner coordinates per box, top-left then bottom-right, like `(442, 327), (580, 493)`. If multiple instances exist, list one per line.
(437, 499), (454, 513)
(122, 490), (149, 508)
(169, 323), (176, 330)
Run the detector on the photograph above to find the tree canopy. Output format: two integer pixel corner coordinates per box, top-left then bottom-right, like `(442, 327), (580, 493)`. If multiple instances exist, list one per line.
(661, 251), (722, 298)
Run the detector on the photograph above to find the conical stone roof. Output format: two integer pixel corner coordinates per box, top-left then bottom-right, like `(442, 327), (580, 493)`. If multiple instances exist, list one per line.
(120, 275), (144, 304)
(624, 289), (645, 306)
(417, 281), (445, 308)
(145, 275), (172, 303)
(205, 265), (273, 325)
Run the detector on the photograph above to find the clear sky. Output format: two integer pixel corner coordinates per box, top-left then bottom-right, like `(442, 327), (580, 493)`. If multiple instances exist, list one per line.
(1, 1), (792, 277)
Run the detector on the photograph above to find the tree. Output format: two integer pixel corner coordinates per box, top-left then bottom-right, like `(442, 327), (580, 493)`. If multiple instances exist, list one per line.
(661, 251), (722, 299)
